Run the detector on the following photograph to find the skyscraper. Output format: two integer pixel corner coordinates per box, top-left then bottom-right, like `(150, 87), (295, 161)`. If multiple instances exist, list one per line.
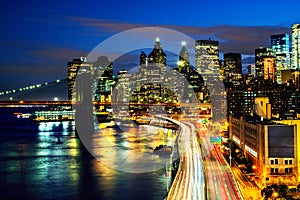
(178, 41), (190, 75)
(177, 41), (208, 102)
(292, 24), (300, 70)
(93, 56), (113, 96)
(140, 51), (147, 65)
(271, 34), (290, 83)
(137, 37), (167, 86)
(148, 37), (167, 65)
(67, 57), (87, 101)
(223, 53), (243, 89)
(195, 39), (225, 122)
(255, 47), (276, 82)
(195, 39), (220, 83)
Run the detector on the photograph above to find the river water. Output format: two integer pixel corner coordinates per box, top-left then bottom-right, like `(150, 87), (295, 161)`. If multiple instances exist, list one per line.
(0, 108), (175, 200)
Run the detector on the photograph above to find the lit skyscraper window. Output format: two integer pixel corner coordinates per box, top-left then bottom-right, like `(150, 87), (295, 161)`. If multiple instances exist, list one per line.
(271, 34), (290, 83)
(292, 24), (300, 70)
(195, 39), (220, 83)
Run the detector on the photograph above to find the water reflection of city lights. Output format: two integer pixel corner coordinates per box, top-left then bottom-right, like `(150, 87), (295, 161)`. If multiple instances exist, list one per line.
(62, 121), (69, 129)
(38, 122), (58, 132)
(38, 131), (51, 137)
(38, 123), (48, 132)
(122, 141), (130, 149)
(36, 149), (51, 156)
(68, 138), (79, 156)
(38, 122), (69, 133)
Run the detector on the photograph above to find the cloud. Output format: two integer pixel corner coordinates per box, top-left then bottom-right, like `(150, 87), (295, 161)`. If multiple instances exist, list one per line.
(66, 16), (144, 33)
(0, 63), (65, 90)
(67, 16), (290, 55)
(30, 46), (88, 62)
(0, 40), (88, 90)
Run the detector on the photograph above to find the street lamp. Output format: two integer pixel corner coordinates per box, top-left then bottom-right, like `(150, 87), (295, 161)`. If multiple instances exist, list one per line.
(272, 191), (278, 199)
(229, 146), (232, 166)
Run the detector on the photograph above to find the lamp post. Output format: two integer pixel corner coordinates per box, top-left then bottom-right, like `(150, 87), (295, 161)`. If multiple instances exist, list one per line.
(228, 139), (233, 166)
(272, 191), (278, 199)
(229, 145), (232, 166)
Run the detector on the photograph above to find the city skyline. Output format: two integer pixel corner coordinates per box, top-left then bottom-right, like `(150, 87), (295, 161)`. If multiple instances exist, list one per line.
(1, 0), (300, 90)
(2, 3), (300, 197)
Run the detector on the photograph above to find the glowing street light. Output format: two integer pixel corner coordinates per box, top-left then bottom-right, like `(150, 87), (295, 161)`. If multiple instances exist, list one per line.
(272, 191), (278, 198)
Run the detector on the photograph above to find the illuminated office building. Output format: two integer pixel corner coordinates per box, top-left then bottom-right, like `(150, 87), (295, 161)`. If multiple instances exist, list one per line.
(292, 24), (300, 70)
(229, 115), (298, 187)
(140, 51), (147, 65)
(255, 48), (276, 82)
(223, 53), (243, 90)
(178, 41), (190, 74)
(148, 37), (167, 65)
(177, 42), (208, 103)
(74, 61), (94, 103)
(93, 56), (113, 95)
(223, 53), (242, 74)
(271, 34), (290, 83)
(93, 56), (114, 112)
(195, 39), (220, 84)
(248, 64), (256, 76)
(114, 69), (131, 106)
(195, 39), (225, 122)
(67, 57), (87, 101)
(68, 56), (114, 112)
(130, 38), (171, 115)
(263, 58), (275, 82)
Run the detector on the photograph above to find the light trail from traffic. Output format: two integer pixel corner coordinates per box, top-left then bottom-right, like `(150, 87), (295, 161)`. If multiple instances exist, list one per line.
(200, 124), (243, 200)
(157, 116), (243, 199)
(164, 117), (205, 200)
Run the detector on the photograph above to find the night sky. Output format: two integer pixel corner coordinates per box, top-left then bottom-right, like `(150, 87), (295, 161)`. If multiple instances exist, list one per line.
(1, 0), (300, 90)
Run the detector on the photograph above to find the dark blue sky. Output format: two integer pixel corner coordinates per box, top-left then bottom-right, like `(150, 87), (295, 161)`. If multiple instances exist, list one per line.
(0, 0), (300, 90)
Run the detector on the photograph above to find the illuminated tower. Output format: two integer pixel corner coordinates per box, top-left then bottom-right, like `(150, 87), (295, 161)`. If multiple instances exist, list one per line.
(93, 56), (114, 104)
(223, 53), (242, 89)
(140, 51), (147, 65)
(67, 57), (87, 101)
(178, 41), (190, 74)
(137, 38), (167, 86)
(177, 41), (207, 102)
(195, 39), (225, 122)
(148, 37), (167, 65)
(292, 24), (300, 70)
(224, 53), (242, 74)
(271, 34), (290, 83)
(255, 47), (276, 82)
(195, 39), (220, 85)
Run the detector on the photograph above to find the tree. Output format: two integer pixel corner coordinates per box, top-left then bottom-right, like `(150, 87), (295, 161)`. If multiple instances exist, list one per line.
(261, 186), (273, 200)
(297, 183), (300, 192)
(278, 184), (288, 198)
(261, 184), (291, 200)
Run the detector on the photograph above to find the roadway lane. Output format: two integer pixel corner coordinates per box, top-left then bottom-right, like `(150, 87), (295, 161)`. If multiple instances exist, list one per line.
(200, 124), (243, 200)
(166, 119), (205, 200)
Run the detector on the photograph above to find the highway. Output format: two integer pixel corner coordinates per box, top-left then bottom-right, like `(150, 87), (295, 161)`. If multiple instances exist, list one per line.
(200, 124), (243, 200)
(166, 118), (205, 200)
(164, 116), (243, 200)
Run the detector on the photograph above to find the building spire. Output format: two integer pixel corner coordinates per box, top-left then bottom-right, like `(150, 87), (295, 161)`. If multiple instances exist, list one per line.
(156, 36), (160, 42)
(179, 41), (189, 64)
(154, 36), (162, 49)
(148, 37), (166, 65)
